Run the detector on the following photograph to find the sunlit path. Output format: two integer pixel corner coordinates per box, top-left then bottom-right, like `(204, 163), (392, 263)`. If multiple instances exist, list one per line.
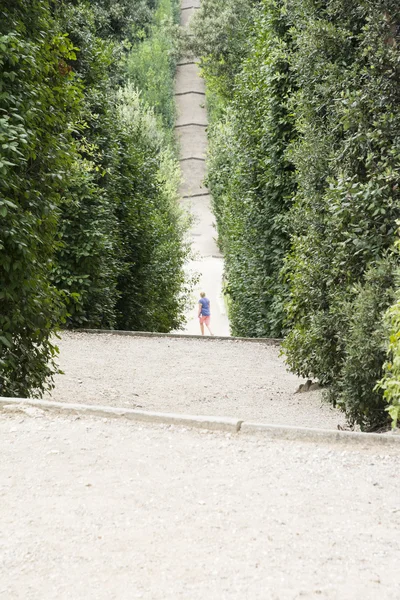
(175, 0), (230, 336)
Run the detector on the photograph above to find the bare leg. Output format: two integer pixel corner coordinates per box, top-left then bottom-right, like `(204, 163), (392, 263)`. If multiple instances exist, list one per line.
(200, 322), (205, 335)
(206, 322), (214, 336)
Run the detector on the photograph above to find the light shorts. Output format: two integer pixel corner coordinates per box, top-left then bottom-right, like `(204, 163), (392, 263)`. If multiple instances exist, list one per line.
(199, 315), (210, 325)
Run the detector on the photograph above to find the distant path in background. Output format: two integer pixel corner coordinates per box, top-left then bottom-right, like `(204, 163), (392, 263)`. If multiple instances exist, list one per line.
(175, 0), (230, 336)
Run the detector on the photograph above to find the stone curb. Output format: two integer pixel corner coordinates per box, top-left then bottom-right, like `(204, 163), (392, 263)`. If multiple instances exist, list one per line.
(0, 398), (241, 433)
(1, 397), (399, 446)
(174, 91), (205, 97)
(175, 123), (207, 129)
(75, 328), (282, 345)
(240, 422), (400, 446)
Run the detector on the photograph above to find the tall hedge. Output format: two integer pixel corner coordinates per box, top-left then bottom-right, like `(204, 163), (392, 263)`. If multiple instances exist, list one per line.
(189, 0), (256, 100)
(0, 0), (80, 396)
(1, 0), (190, 398)
(284, 0), (400, 429)
(205, 0), (296, 336)
(193, 0), (400, 428)
(53, 0), (189, 332)
(114, 85), (189, 332)
(127, 0), (180, 131)
(52, 0), (120, 329)
(378, 246), (400, 429)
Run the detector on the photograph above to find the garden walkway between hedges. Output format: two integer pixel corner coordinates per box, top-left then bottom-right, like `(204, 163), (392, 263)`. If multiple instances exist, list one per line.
(175, 0), (230, 336)
(2, 2), (400, 598)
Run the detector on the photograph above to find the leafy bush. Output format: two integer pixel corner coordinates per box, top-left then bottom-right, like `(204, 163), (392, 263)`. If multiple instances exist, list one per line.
(206, 0), (296, 337)
(189, 0), (256, 99)
(113, 84), (190, 331)
(0, 0), (81, 397)
(1, 0), (191, 397)
(90, 0), (157, 42)
(194, 0), (400, 427)
(283, 0), (400, 428)
(53, 0), (190, 331)
(127, 0), (180, 131)
(52, 159), (119, 329)
(377, 242), (400, 429)
(327, 258), (396, 430)
(52, 1), (121, 329)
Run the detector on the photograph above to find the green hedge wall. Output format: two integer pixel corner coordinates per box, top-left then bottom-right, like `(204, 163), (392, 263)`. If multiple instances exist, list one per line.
(284, 0), (400, 429)
(193, 0), (400, 429)
(1, 0), (190, 397)
(0, 0), (80, 397)
(206, 0), (296, 337)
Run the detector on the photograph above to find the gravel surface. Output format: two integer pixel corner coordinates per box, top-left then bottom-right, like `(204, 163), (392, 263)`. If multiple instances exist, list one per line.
(1, 412), (399, 600)
(48, 332), (346, 430)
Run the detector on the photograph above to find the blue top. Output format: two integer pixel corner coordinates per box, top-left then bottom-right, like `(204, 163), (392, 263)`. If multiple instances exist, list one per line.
(198, 297), (210, 316)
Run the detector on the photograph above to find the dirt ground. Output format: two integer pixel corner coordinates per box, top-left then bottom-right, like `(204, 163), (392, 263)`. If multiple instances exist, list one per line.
(1, 413), (399, 600)
(48, 332), (346, 430)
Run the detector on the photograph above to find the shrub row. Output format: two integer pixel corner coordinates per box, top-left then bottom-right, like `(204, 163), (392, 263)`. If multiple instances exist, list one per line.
(0, 1), (80, 397)
(0, 0), (189, 397)
(191, 0), (400, 429)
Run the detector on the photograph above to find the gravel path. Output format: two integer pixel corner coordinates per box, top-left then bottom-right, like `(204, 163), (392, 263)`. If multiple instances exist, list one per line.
(1, 413), (399, 600)
(175, 0), (230, 335)
(48, 332), (346, 430)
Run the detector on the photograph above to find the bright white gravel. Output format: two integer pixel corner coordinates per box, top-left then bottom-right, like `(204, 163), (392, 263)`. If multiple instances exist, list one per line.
(1, 413), (399, 600)
(48, 332), (346, 430)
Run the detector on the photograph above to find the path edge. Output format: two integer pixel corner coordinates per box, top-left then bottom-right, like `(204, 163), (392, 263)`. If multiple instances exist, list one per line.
(75, 328), (282, 345)
(0, 397), (241, 433)
(239, 421), (400, 446)
(1, 397), (399, 446)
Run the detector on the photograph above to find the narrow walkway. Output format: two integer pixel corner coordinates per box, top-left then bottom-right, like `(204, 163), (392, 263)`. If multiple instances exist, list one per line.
(175, 0), (230, 336)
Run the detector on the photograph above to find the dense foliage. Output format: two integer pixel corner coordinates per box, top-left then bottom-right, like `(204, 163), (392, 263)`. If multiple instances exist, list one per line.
(284, 0), (400, 429)
(192, 0), (400, 429)
(127, 0), (180, 131)
(52, 0), (120, 329)
(1, 0), (189, 397)
(113, 84), (189, 331)
(90, 0), (157, 42)
(377, 243), (400, 429)
(205, 1), (296, 337)
(0, 0), (80, 397)
(189, 0), (256, 100)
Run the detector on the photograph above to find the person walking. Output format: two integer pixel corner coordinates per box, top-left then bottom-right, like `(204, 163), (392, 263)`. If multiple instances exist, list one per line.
(198, 292), (214, 336)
